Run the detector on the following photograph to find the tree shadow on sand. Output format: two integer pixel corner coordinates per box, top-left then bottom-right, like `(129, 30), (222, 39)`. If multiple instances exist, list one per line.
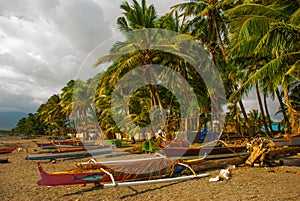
(62, 180), (187, 198)
(120, 180), (188, 199)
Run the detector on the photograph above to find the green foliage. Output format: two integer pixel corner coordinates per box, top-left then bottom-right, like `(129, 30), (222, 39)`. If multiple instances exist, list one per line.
(13, 0), (300, 138)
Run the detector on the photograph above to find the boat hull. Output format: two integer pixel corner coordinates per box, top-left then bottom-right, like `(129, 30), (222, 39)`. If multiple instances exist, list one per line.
(37, 157), (206, 186)
(26, 146), (112, 160)
(162, 146), (247, 159)
(34, 139), (83, 149)
(0, 148), (16, 154)
(271, 136), (300, 147)
(0, 158), (9, 163)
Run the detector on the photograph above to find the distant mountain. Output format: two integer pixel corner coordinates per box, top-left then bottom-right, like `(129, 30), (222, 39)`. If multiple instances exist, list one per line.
(0, 111), (28, 130)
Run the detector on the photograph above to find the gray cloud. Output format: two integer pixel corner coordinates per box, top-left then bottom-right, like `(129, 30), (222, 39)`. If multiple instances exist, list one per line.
(0, 0), (115, 113)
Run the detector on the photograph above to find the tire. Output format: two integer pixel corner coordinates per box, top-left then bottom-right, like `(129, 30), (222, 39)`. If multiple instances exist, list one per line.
(115, 141), (122, 148)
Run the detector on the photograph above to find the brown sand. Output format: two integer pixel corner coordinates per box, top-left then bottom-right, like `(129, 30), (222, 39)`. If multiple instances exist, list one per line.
(0, 135), (299, 201)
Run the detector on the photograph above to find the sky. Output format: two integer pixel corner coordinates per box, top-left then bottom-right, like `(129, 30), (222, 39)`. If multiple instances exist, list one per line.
(0, 0), (282, 122)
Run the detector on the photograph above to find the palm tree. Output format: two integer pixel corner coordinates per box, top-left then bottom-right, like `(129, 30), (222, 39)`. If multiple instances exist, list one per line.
(248, 109), (262, 134)
(37, 94), (66, 135)
(71, 79), (97, 139)
(255, 83), (270, 136)
(171, 0), (229, 62)
(93, 1), (182, 136)
(94, 0), (227, 138)
(227, 0), (300, 134)
(60, 80), (75, 133)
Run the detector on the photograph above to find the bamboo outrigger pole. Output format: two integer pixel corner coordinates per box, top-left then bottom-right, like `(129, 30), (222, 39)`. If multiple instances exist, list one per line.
(101, 173), (209, 188)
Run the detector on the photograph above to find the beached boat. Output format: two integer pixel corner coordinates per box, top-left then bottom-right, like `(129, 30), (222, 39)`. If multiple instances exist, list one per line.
(0, 147), (16, 154)
(0, 158), (9, 163)
(162, 145), (247, 159)
(37, 156), (208, 187)
(54, 142), (97, 149)
(271, 135), (300, 147)
(33, 139), (83, 149)
(26, 145), (112, 160)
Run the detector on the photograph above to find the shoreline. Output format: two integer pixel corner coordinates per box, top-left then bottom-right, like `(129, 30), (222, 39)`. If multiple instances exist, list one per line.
(0, 135), (299, 201)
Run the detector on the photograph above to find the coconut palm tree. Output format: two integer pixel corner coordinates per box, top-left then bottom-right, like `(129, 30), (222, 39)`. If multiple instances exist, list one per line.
(37, 94), (66, 135)
(60, 80), (75, 133)
(227, 0), (300, 134)
(171, 0), (229, 62)
(93, 0), (201, 136)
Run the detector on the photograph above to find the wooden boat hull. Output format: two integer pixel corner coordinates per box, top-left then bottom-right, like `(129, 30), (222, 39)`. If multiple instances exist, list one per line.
(162, 146), (247, 159)
(34, 139), (83, 149)
(0, 148), (16, 154)
(54, 143), (96, 149)
(26, 146), (112, 160)
(271, 136), (300, 147)
(0, 158), (9, 163)
(37, 157), (207, 186)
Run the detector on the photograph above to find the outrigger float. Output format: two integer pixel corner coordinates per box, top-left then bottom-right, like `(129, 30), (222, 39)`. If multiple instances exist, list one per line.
(37, 155), (209, 187)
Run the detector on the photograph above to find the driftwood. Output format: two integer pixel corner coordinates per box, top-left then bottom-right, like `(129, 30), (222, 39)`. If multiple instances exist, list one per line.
(182, 154), (250, 174)
(244, 137), (300, 167)
(245, 146), (266, 166)
(266, 146), (300, 159)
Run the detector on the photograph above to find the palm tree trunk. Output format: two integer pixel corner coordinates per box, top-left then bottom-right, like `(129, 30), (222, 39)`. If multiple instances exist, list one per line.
(154, 85), (166, 121)
(238, 100), (249, 138)
(275, 88), (291, 132)
(255, 83), (271, 136)
(212, 14), (229, 62)
(276, 50), (293, 134)
(263, 92), (273, 134)
(149, 85), (157, 106)
(283, 80), (295, 134)
(235, 84), (251, 137)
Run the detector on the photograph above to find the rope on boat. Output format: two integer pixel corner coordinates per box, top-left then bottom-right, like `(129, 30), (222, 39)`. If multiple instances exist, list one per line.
(177, 162), (197, 176)
(196, 139), (244, 155)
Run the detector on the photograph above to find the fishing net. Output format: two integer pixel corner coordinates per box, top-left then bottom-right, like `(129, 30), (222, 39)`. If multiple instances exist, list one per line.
(74, 157), (180, 180)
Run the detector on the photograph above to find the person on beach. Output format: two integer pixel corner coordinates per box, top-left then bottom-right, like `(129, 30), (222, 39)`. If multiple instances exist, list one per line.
(157, 130), (165, 148)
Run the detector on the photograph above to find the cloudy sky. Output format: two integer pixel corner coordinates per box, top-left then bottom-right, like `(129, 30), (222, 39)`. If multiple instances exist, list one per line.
(0, 0), (281, 121)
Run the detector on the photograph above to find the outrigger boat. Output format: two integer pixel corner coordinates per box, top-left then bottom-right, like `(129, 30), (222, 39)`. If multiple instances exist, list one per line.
(54, 143), (96, 149)
(0, 158), (9, 163)
(271, 135), (300, 147)
(0, 147), (16, 154)
(33, 139), (83, 149)
(37, 156), (208, 187)
(26, 145), (112, 160)
(162, 145), (247, 159)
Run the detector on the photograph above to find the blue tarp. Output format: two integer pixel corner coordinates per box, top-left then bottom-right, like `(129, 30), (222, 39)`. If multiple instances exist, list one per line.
(261, 125), (285, 131)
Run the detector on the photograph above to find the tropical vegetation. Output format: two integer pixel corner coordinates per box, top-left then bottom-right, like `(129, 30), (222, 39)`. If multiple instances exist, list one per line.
(13, 0), (299, 140)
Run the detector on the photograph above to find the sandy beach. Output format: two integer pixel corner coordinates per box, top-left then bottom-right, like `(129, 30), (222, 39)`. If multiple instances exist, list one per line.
(0, 135), (299, 201)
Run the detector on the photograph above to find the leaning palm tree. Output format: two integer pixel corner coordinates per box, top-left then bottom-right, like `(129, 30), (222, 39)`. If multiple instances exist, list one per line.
(37, 94), (66, 135)
(60, 80), (75, 132)
(227, 1), (300, 134)
(93, 0), (180, 136)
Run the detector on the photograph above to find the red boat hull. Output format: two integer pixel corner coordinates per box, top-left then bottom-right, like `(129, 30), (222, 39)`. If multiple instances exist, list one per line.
(0, 148), (16, 154)
(37, 157), (190, 186)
